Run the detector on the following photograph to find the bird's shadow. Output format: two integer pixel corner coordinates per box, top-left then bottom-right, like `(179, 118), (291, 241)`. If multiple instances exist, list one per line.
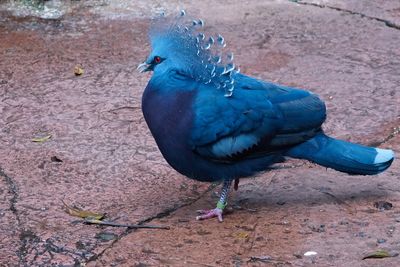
(230, 173), (393, 210)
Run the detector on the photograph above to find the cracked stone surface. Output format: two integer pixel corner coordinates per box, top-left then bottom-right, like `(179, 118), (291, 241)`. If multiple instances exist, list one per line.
(0, 0), (399, 266)
(300, 0), (400, 27)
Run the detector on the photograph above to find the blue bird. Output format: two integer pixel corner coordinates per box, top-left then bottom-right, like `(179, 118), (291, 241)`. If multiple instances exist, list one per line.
(138, 11), (395, 222)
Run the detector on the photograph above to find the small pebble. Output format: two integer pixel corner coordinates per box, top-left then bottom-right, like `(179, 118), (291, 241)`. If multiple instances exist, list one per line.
(374, 201), (393, 211)
(355, 232), (367, 238)
(293, 253), (302, 259)
(304, 251), (317, 256)
(377, 238), (386, 244)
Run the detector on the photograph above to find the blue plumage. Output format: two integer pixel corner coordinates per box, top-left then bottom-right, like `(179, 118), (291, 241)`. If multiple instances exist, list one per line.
(138, 11), (395, 221)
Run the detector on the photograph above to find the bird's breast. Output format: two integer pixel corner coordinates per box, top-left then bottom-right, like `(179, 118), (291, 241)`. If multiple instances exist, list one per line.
(141, 86), (196, 167)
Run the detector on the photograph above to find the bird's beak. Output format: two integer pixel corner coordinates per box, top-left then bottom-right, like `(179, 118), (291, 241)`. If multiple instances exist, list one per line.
(137, 62), (151, 73)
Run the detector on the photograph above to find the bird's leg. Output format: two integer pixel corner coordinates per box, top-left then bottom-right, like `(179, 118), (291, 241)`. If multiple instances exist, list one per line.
(196, 179), (232, 222)
(234, 178), (240, 191)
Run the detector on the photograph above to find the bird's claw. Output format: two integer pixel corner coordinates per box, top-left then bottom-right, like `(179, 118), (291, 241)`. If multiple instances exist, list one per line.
(196, 208), (224, 222)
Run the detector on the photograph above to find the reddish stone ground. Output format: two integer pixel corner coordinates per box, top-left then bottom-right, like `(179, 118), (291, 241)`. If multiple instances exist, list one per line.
(0, 1), (399, 266)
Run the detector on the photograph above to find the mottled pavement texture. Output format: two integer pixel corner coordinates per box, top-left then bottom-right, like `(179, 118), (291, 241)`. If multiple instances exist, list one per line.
(0, 0), (399, 266)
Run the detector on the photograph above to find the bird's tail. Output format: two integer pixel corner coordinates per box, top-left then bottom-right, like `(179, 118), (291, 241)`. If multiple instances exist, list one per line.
(286, 132), (394, 175)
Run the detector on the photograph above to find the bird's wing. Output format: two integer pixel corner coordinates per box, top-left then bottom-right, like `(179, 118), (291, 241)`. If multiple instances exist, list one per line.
(190, 74), (326, 161)
(190, 77), (282, 160)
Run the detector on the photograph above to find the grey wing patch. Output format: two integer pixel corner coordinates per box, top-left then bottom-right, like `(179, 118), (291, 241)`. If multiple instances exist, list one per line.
(210, 134), (259, 158)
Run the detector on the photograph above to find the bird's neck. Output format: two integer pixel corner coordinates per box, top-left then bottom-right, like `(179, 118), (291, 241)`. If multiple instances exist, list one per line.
(149, 67), (199, 93)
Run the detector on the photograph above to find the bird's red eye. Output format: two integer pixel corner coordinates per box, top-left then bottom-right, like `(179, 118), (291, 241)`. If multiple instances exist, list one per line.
(154, 56), (161, 63)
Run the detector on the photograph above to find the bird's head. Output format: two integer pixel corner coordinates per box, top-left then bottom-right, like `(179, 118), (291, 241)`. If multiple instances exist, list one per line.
(137, 10), (240, 97)
(137, 26), (194, 76)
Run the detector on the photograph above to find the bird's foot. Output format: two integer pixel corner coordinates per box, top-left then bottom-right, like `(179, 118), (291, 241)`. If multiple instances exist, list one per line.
(195, 201), (226, 222)
(196, 208), (223, 222)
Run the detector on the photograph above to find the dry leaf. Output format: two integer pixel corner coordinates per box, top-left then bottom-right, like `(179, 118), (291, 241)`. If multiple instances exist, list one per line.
(234, 232), (249, 239)
(32, 135), (52, 143)
(63, 201), (105, 220)
(74, 65), (84, 76)
(362, 249), (398, 260)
